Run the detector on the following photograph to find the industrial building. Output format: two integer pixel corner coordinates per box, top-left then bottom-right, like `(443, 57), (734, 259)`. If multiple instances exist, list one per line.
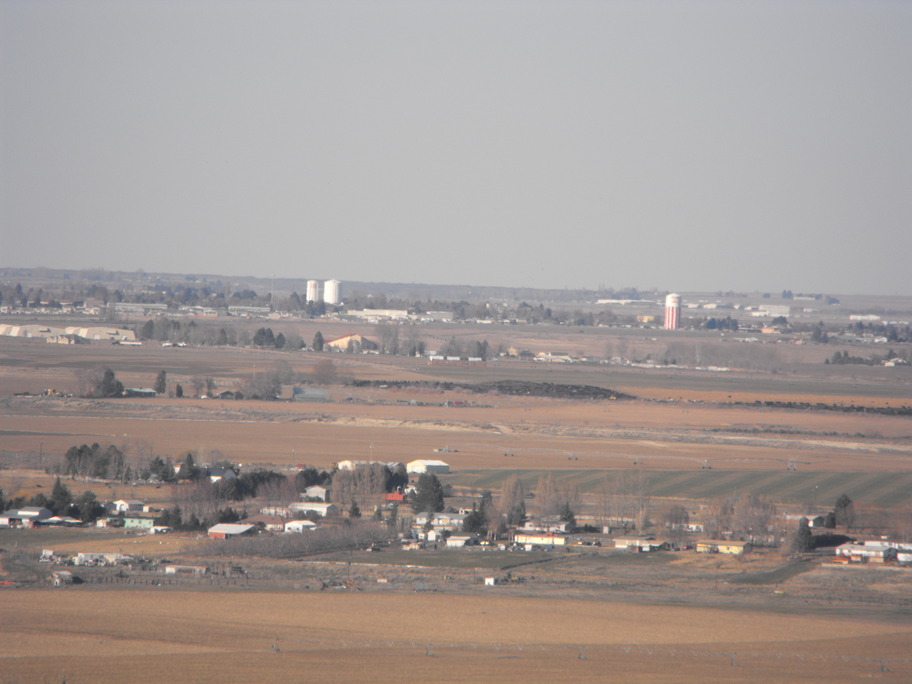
(664, 293), (682, 330)
(324, 279), (342, 305)
(306, 279), (321, 303)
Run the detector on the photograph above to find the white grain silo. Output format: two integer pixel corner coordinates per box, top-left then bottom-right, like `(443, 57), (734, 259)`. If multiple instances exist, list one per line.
(306, 280), (321, 303)
(664, 293), (682, 330)
(323, 279), (342, 305)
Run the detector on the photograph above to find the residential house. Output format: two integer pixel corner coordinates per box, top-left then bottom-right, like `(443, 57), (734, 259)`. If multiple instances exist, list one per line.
(834, 541), (898, 564)
(113, 499), (144, 513)
(303, 485), (330, 502)
(512, 531), (568, 548)
(207, 467), (237, 484)
(696, 540), (752, 555)
(413, 512), (466, 531)
(446, 534), (479, 549)
(288, 502), (340, 518)
(614, 537), (667, 552)
(244, 514), (287, 533)
(522, 518), (572, 534)
(51, 571), (75, 587)
(123, 514), (156, 531)
(285, 519), (317, 533)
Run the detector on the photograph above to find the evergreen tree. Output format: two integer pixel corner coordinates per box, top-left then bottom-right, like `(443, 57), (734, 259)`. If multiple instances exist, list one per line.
(558, 502), (577, 530)
(50, 477), (72, 514)
(411, 473), (445, 513)
(463, 504), (486, 534)
(154, 370), (167, 394)
(834, 493), (855, 529)
(73, 491), (103, 522)
(312, 331), (324, 352)
(791, 517), (814, 553)
(175, 383), (184, 398)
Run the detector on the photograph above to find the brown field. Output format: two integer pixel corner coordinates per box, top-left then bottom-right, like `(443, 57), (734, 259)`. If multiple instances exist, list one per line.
(3, 387), (911, 476)
(3, 330), (912, 682)
(3, 590), (912, 683)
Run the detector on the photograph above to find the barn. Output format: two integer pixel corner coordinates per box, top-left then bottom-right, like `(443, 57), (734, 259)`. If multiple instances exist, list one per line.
(207, 523), (256, 539)
(406, 459), (450, 475)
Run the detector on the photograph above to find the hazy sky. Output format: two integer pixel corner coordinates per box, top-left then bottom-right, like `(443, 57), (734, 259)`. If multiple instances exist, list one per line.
(2, 1), (910, 294)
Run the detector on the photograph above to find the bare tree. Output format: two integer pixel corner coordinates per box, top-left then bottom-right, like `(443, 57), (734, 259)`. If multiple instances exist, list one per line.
(331, 464), (388, 511)
(534, 474), (580, 519)
(191, 376), (206, 398)
(732, 495), (777, 544)
(375, 323), (400, 355)
(312, 359), (338, 385)
(498, 474), (526, 527)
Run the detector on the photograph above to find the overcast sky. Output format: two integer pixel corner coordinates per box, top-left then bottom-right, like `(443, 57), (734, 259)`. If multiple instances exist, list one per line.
(2, 1), (910, 295)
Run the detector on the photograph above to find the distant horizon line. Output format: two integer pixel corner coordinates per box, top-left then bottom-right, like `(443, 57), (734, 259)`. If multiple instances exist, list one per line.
(0, 264), (898, 299)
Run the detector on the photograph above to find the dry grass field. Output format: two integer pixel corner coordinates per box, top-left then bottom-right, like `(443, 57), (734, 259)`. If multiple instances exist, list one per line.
(3, 386), (911, 476)
(3, 590), (912, 683)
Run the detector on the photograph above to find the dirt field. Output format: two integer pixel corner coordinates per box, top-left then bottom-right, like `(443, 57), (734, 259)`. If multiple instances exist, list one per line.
(3, 331), (912, 682)
(3, 590), (911, 683)
(3, 388), (911, 474)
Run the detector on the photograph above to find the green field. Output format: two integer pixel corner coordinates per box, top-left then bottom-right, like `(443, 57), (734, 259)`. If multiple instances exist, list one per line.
(443, 469), (912, 508)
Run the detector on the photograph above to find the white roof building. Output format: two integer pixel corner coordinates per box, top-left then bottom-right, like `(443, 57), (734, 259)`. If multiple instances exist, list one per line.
(289, 502), (340, 517)
(285, 519), (318, 533)
(407, 459), (451, 474)
(208, 523), (256, 539)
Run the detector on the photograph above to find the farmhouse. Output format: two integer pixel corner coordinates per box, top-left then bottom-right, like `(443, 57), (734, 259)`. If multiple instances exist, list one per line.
(303, 485), (330, 501)
(446, 534), (479, 549)
(208, 523), (257, 539)
(614, 537), (667, 552)
(337, 460), (404, 471)
(834, 541), (898, 564)
(285, 519), (317, 533)
(112, 499), (144, 513)
(123, 514), (156, 530)
(244, 514), (287, 533)
(413, 512), (467, 531)
(289, 502), (340, 517)
(51, 571), (75, 587)
(513, 532), (567, 548)
(696, 540), (752, 555)
(207, 467), (237, 483)
(407, 459), (450, 475)
(784, 513), (827, 528)
(522, 518), (572, 534)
